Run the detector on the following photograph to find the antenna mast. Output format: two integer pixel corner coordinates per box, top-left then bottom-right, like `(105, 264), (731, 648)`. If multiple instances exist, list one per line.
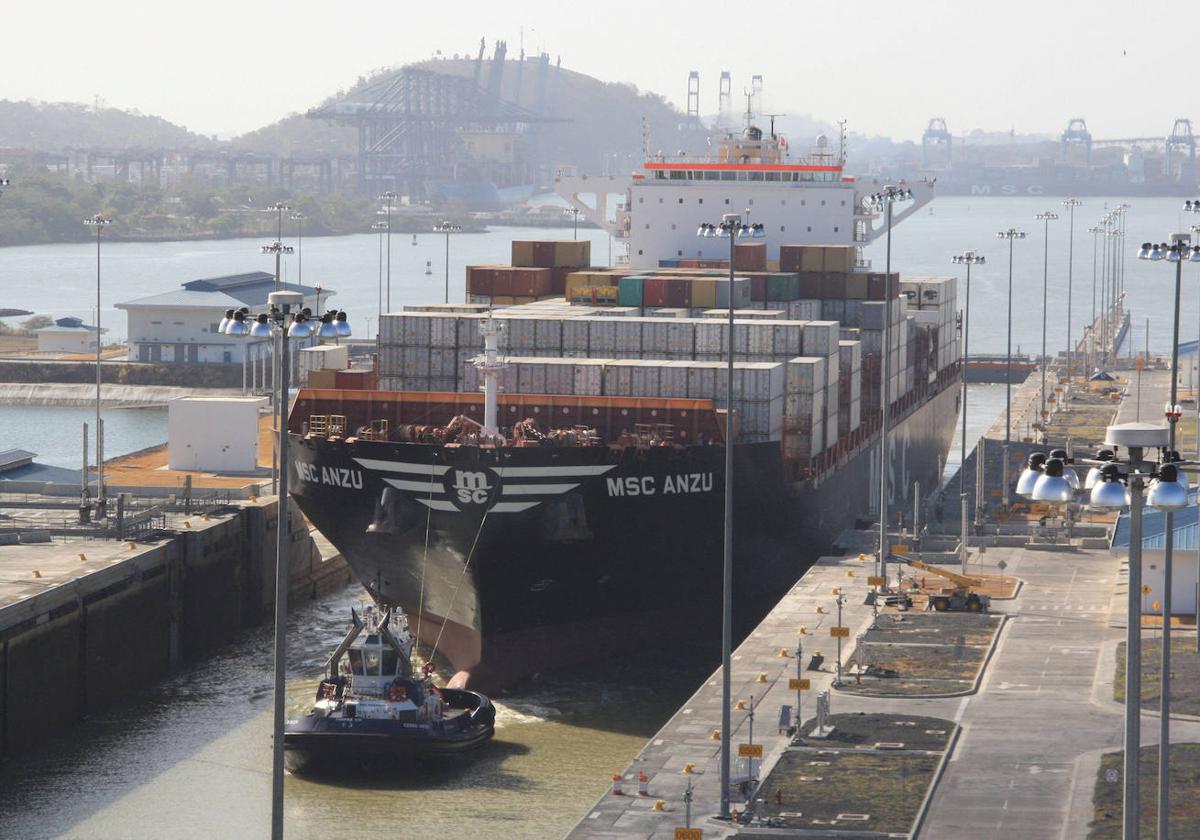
(838, 120), (847, 166)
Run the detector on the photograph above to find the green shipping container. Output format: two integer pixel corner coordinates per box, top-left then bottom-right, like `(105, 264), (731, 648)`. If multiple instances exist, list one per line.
(766, 272), (800, 301)
(619, 275), (646, 307)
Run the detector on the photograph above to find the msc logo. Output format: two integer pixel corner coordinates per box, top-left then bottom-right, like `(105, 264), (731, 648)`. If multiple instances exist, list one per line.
(444, 467), (501, 509)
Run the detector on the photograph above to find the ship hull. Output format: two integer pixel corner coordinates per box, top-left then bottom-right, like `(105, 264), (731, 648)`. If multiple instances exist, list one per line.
(289, 384), (960, 691)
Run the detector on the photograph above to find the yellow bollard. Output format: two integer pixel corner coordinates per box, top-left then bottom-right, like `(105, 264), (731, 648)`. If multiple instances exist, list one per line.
(710, 729), (721, 740)
(798, 625), (809, 635)
(32, 570), (41, 578)
(779, 648), (791, 657)
(78, 553), (87, 562)
(653, 800), (666, 812)
(682, 763), (695, 774)
(757, 672), (768, 683)
(735, 699), (746, 710)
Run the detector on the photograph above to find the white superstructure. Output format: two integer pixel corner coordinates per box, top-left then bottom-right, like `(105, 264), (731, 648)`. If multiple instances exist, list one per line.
(555, 127), (933, 270)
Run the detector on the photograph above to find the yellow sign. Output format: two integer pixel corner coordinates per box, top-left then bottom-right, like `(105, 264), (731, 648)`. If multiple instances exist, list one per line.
(892, 545), (910, 555)
(738, 743), (763, 758)
(868, 576), (886, 587)
(831, 626), (850, 638)
(789, 678), (811, 690)
(675, 829), (703, 840)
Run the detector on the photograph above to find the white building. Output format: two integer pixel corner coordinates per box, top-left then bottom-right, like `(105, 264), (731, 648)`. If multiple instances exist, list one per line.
(33, 317), (107, 353)
(168, 396), (266, 473)
(115, 271), (332, 364)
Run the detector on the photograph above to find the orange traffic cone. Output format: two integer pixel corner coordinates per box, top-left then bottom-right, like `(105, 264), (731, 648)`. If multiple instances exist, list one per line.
(611, 773), (623, 795)
(638, 770), (649, 796)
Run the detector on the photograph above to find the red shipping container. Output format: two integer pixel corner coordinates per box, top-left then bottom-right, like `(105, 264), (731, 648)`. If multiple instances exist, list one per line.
(734, 242), (767, 271)
(749, 274), (767, 301)
(466, 266), (494, 296)
(643, 276), (692, 307)
(867, 273), (886, 300)
(797, 272), (822, 298)
(532, 241), (557, 268)
(512, 267), (552, 297)
(779, 245), (805, 272)
(550, 266), (572, 295)
(335, 369), (378, 391)
(821, 272), (846, 299)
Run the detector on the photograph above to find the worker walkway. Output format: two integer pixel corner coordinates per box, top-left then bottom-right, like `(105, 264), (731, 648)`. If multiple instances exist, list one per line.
(567, 542), (1200, 839)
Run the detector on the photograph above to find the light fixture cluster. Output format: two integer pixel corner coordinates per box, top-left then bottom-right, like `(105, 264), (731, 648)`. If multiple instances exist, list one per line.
(696, 221), (765, 238)
(433, 220), (462, 233)
(261, 241), (294, 256)
(1138, 241), (1200, 262)
(864, 186), (913, 211)
(996, 228), (1027, 241)
(951, 252), (985, 265)
(218, 306), (350, 340)
(1183, 200), (1200, 212)
(1016, 444), (1191, 511)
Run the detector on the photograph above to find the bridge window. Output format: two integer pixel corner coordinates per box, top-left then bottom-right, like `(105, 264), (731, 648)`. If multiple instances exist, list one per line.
(748, 172), (764, 181)
(678, 198), (684, 204)
(704, 171), (720, 180)
(670, 170), (687, 180)
(721, 171), (736, 181)
(766, 172), (780, 181)
(780, 226), (786, 232)
(698, 198), (703, 204)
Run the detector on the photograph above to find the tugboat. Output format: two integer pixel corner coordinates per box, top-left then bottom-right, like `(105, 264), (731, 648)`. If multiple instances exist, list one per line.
(284, 605), (495, 775)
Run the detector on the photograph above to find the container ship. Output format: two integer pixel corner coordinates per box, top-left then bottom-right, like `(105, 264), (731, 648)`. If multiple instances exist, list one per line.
(287, 127), (962, 690)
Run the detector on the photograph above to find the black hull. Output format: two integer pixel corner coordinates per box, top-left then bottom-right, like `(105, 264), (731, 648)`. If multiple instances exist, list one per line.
(288, 384), (960, 691)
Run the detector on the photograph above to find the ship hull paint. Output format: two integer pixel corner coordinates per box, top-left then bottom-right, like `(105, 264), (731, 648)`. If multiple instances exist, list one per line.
(289, 384), (960, 691)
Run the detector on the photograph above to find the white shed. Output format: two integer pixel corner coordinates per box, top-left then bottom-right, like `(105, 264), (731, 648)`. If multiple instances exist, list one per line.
(34, 317), (107, 353)
(168, 397), (266, 473)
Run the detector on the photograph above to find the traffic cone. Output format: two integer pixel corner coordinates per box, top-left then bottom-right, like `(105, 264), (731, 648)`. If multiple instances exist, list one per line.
(611, 773), (623, 796)
(638, 770), (649, 796)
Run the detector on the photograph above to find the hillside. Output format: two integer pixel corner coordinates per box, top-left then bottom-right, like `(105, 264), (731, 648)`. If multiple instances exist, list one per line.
(0, 100), (214, 150)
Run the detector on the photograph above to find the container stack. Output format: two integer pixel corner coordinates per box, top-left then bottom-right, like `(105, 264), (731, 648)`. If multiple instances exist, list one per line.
(782, 357), (826, 462)
(467, 240), (592, 304)
(837, 339), (863, 437)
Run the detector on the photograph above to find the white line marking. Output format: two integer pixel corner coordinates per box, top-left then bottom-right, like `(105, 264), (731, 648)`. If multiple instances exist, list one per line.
(490, 501), (540, 513)
(953, 697), (970, 723)
(355, 458), (451, 475)
(498, 465), (617, 477)
(501, 483), (580, 495)
(383, 478), (443, 493)
(416, 499), (457, 512)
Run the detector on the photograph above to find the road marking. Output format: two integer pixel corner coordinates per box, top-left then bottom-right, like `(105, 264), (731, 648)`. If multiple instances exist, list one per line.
(953, 697), (970, 723)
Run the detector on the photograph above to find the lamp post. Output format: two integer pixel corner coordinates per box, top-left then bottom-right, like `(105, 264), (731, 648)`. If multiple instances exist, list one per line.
(379, 191), (397, 311)
(996, 228), (1027, 506)
(565, 206), (581, 240)
(1088, 222), (1105, 374)
(371, 221), (387, 334)
(1063, 199), (1082, 384)
(223, 295), (343, 840)
(267, 203), (290, 289)
(83, 213), (112, 512)
(262, 239), (295, 495)
(696, 212), (764, 820)
(1136, 232), (1200, 840)
(291, 212), (306, 286)
(866, 186), (913, 586)
(1035, 211), (1059, 440)
(951, 250), (984, 566)
(433, 220), (462, 304)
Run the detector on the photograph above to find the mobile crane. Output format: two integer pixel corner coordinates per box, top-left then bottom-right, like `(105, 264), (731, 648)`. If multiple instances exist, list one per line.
(903, 558), (991, 613)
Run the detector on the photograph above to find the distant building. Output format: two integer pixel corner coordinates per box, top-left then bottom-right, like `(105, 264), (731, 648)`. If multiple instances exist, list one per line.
(33, 316), (107, 354)
(115, 272), (333, 364)
(0, 449), (81, 485)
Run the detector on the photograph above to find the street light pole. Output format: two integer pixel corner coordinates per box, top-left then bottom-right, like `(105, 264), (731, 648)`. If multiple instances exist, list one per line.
(291, 212), (306, 286)
(1036, 211), (1058, 441)
(951, 251), (984, 552)
(379, 192), (396, 311)
(267, 203), (290, 290)
(997, 228), (1027, 506)
(695, 213), (764, 820)
(261, 240), (295, 495)
(371, 221), (387, 337)
(1063, 199), (1082, 384)
(434, 221), (462, 304)
(868, 186), (913, 586)
(83, 213), (112, 512)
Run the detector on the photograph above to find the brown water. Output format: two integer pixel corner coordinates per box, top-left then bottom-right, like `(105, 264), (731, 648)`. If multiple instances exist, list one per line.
(0, 586), (714, 839)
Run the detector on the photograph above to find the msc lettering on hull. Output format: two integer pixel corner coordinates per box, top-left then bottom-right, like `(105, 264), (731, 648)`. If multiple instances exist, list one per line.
(296, 462), (364, 489)
(606, 473), (714, 497)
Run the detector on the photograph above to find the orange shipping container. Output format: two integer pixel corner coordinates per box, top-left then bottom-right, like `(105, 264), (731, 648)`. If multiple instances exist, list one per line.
(511, 241), (535, 267)
(734, 242), (767, 272)
(553, 239), (591, 268)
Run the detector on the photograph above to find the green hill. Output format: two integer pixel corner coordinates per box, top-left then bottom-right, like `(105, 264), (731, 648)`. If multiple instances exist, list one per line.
(0, 100), (214, 150)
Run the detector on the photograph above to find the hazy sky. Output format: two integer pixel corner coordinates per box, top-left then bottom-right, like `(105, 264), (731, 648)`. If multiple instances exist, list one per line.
(2, 0), (1188, 142)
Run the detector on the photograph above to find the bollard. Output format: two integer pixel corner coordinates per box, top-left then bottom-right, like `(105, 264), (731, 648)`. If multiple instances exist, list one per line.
(775, 788), (783, 805)
(638, 770), (649, 796)
(611, 773), (623, 796)
(653, 799), (666, 812)
(757, 672), (767, 683)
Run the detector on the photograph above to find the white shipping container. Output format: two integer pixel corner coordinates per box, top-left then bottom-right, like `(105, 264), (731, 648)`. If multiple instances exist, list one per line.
(631, 360), (661, 397)
(403, 347), (430, 377)
(534, 318), (563, 352)
(744, 321), (774, 355)
(603, 359), (638, 396)
(455, 314), (485, 350)
(789, 299), (821, 320)
(428, 314), (459, 348)
(562, 319), (591, 353)
(429, 348), (459, 378)
(461, 361), (479, 393)
(849, 399), (861, 431)
(544, 359), (575, 395)
(505, 317), (537, 350)
(838, 339), (862, 374)
(694, 320), (726, 354)
(820, 300), (845, 322)
(428, 377), (457, 392)
(736, 396), (784, 437)
(401, 314), (431, 347)
(573, 359), (607, 395)
(785, 356), (826, 394)
(772, 322), (805, 358)
(613, 319), (644, 355)
(741, 362), (786, 401)
(588, 318), (618, 355)
(658, 361), (690, 398)
(667, 320), (696, 356)
(802, 321), (839, 357)
(687, 363), (720, 400)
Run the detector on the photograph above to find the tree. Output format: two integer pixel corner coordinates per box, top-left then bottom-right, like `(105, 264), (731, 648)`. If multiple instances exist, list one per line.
(19, 315), (53, 333)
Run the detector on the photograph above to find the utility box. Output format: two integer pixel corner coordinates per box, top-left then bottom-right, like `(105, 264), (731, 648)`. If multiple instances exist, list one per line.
(168, 397), (266, 473)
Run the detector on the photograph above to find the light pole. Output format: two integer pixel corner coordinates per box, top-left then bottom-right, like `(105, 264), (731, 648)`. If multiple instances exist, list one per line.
(433, 220), (462, 304)
(291, 212), (306, 286)
(951, 250), (984, 560)
(83, 213), (112, 512)
(1136, 233), (1200, 840)
(223, 295), (344, 840)
(262, 239), (295, 495)
(371, 221), (387, 334)
(696, 212), (764, 820)
(996, 228), (1027, 505)
(1081, 424), (1190, 840)
(1089, 222), (1104, 374)
(267, 203), (290, 289)
(1063, 199), (1082, 383)
(1035, 211), (1059, 441)
(565, 206), (581, 240)
(379, 191), (396, 311)
(866, 186), (913, 586)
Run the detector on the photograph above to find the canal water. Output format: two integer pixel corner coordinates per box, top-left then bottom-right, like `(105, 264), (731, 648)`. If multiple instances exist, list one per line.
(0, 583), (716, 839)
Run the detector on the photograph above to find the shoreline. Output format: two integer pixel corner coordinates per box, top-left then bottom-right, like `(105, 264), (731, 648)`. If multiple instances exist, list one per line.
(0, 383), (242, 408)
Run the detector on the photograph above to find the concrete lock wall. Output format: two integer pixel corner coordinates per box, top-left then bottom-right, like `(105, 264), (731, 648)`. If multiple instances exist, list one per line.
(0, 498), (328, 760)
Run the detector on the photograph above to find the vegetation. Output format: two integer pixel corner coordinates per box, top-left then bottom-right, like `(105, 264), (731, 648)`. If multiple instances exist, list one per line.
(1089, 744), (1200, 838)
(1115, 638), (1200, 716)
(0, 100), (214, 150)
(0, 315), (52, 335)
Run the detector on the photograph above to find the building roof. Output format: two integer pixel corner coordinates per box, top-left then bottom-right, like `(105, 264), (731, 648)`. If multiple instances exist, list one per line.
(0, 449), (81, 483)
(1112, 487), (1200, 550)
(0, 449), (35, 470)
(116, 276), (333, 310)
(34, 316), (108, 334)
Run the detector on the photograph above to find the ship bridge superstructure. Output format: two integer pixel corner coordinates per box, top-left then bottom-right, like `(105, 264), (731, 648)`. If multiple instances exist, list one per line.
(555, 127), (933, 270)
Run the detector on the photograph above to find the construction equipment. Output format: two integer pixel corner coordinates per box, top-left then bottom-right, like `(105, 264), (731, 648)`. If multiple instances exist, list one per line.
(903, 558), (991, 613)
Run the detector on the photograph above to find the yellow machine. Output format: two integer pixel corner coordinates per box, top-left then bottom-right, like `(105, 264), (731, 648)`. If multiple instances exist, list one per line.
(903, 558), (991, 613)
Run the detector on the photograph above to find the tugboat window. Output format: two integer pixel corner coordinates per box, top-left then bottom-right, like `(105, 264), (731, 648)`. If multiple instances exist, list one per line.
(364, 649), (382, 675)
(382, 650), (399, 675)
(348, 649), (364, 675)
